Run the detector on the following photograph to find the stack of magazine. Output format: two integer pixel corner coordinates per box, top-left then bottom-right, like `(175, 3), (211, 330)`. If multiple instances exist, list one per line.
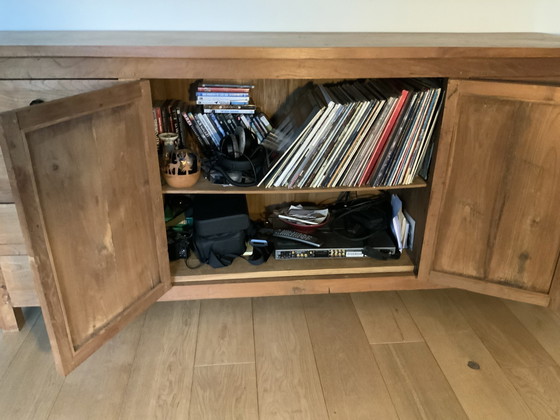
(259, 79), (443, 188)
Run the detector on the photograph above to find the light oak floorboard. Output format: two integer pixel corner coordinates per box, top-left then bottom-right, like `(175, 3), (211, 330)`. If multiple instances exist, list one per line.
(372, 342), (468, 420)
(253, 296), (328, 420)
(447, 289), (557, 368)
(47, 313), (145, 420)
(505, 299), (560, 366)
(190, 364), (258, 420)
(400, 290), (536, 420)
(303, 294), (398, 420)
(504, 366), (560, 420)
(6, 291), (560, 419)
(0, 315), (64, 420)
(118, 301), (200, 420)
(195, 298), (254, 366)
(351, 291), (423, 344)
(0, 306), (40, 377)
(190, 298), (258, 419)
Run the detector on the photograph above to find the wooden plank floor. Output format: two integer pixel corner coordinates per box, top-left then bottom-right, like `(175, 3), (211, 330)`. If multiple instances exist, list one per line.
(2, 290), (560, 419)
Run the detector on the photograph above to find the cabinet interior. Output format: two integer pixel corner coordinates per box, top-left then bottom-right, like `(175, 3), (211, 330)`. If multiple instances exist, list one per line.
(149, 78), (442, 285)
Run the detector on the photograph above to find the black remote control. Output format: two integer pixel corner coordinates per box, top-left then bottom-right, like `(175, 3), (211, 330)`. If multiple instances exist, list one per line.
(272, 229), (323, 247)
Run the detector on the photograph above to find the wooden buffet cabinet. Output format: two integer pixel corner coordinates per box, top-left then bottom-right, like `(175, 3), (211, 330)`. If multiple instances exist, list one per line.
(1, 31), (560, 375)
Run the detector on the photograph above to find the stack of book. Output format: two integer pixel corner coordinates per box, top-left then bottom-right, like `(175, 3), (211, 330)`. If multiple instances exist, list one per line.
(196, 83), (257, 115)
(152, 99), (190, 149)
(258, 79), (443, 188)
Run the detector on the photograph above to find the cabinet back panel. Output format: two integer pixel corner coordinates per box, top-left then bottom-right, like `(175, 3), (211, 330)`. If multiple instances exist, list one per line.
(149, 79), (338, 121)
(433, 92), (560, 293)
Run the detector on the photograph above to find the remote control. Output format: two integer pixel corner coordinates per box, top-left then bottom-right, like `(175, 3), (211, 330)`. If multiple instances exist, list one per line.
(272, 229), (323, 247)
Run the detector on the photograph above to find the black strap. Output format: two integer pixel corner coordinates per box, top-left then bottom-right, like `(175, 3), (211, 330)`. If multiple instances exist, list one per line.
(192, 235), (270, 268)
(207, 250), (240, 268)
(245, 242), (271, 265)
(362, 246), (401, 260)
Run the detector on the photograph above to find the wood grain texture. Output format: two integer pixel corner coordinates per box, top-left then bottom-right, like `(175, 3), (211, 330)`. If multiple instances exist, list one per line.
(303, 294), (398, 419)
(119, 301), (200, 420)
(0, 267), (25, 331)
(429, 272), (550, 306)
(163, 273), (437, 302)
(0, 80), (120, 113)
(0, 146), (11, 202)
(0, 80), (120, 203)
(0, 255), (38, 307)
(0, 204), (25, 248)
(2, 291), (560, 418)
(0, 81), (170, 375)
(0, 315), (65, 420)
(447, 289), (557, 369)
(172, 253), (415, 283)
(47, 314), (145, 420)
(372, 342), (468, 420)
(421, 79), (560, 301)
(253, 296), (328, 420)
(400, 290), (536, 419)
(190, 364), (259, 420)
(0, 306), (39, 376)
(351, 291), (423, 344)
(23, 93), (158, 344)
(163, 177), (427, 198)
(547, 257), (560, 312)
(505, 299), (560, 366)
(4, 57), (560, 81)
(195, 298), (254, 366)
(504, 366), (560, 420)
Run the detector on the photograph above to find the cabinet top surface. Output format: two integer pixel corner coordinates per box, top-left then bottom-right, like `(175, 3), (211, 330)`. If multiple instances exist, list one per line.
(1, 31), (560, 58)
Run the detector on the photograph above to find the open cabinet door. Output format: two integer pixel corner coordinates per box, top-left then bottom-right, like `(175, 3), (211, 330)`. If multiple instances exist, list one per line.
(0, 81), (171, 375)
(419, 79), (560, 306)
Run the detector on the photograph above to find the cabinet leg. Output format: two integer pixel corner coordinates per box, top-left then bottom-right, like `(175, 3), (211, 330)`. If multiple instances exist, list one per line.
(0, 281), (25, 332)
(0, 306), (24, 332)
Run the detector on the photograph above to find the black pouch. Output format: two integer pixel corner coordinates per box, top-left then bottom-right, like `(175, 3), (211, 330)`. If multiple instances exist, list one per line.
(193, 230), (247, 268)
(192, 194), (250, 268)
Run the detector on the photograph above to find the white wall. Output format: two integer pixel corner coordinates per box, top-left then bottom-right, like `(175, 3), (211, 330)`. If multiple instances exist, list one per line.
(0, 0), (557, 32)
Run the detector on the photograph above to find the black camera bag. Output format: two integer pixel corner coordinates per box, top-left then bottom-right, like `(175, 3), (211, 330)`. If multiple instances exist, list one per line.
(192, 194), (250, 268)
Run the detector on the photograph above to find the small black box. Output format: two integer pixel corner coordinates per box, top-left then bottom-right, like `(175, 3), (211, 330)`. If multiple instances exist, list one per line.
(193, 194), (249, 237)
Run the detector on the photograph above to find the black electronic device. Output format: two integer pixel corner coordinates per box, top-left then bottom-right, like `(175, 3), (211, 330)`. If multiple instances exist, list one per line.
(273, 230), (397, 260)
(193, 194), (249, 235)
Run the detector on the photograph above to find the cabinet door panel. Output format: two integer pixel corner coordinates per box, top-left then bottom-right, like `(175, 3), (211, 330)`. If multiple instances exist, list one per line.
(421, 80), (560, 305)
(0, 80), (120, 202)
(0, 204), (25, 253)
(0, 81), (170, 375)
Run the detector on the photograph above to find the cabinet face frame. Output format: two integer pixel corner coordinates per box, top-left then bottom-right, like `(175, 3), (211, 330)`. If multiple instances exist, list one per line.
(419, 79), (560, 306)
(0, 80), (171, 375)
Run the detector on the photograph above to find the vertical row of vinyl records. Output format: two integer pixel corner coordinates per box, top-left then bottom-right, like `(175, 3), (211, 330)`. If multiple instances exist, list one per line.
(259, 78), (444, 189)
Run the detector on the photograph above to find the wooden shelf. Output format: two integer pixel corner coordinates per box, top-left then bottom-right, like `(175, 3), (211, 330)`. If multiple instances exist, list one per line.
(171, 252), (415, 284)
(162, 176), (427, 195)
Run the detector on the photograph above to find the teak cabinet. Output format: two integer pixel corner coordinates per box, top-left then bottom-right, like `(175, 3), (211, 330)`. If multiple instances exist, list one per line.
(0, 32), (560, 375)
